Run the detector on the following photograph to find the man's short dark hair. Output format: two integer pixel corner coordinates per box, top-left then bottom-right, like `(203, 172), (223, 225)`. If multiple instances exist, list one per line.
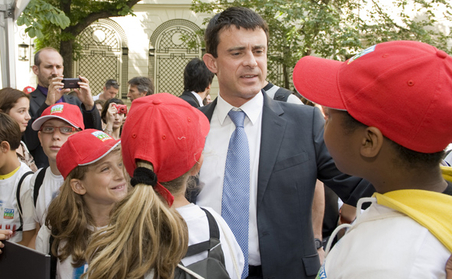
(184, 58), (214, 93)
(128, 76), (154, 95)
(0, 112), (21, 150)
(340, 110), (444, 169)
(105, 79), (119, 90)
(205, 7), (269, 58)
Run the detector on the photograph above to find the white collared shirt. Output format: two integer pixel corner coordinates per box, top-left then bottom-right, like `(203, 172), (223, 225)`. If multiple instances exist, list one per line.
(190, 91), (204, 107)
(198, 92), (263, 265)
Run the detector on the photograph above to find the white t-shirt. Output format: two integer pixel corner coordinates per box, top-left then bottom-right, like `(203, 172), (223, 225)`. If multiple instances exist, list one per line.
(36, 225), (104, 279)
(176, 203), (245, 279)
(0, 162), (35, 242)
(29, 167), (64, 226)
(318, 200), (449, 279)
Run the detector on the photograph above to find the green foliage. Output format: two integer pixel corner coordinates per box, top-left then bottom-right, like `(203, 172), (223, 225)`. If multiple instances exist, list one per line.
(17, 0), (70, 40)
(18, 0), (138, 56)
(191, 0), (452, 88)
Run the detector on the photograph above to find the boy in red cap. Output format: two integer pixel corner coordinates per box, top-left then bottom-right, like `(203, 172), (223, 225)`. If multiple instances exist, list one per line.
(28, 103), (84, 233)
(293, 40), (452, 278)
(85, 93), (244, 279)
(35, 129), (126, 278)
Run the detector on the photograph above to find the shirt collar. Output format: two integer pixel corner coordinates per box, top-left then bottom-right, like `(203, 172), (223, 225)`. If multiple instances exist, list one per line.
(216, 90), (263, 125)
(37, 85), (48, 95)
(37, 85), (64, 103)
(190, 91), (204, 107)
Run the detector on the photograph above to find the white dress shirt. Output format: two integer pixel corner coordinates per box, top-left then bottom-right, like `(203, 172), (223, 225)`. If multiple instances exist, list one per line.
(197, 92), (263, 266)
(191, 91), (204, 107)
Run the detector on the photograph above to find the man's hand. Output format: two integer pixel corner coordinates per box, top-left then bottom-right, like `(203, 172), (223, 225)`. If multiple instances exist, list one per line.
(0, 230), (13, 254)
(73, 76), (94, 110)
(45, 76), (69, 106)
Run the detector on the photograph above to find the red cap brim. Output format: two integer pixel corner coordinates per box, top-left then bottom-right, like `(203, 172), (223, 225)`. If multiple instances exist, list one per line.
(293, 56), (346, 110)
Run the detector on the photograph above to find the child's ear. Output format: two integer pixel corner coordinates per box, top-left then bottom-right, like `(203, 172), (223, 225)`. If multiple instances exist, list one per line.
(189, 154), (204, 176)
(360, 127), (383, 158)
(0, 141), (11, 153)
(70, 179), (86, 195)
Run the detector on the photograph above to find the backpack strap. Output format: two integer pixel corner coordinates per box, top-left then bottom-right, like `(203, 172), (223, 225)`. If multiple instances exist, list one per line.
(33, 166), (48, 207)
(184, 207), (221, 257)
(273, 87), (293, 102)
(16, 171), (34, 232)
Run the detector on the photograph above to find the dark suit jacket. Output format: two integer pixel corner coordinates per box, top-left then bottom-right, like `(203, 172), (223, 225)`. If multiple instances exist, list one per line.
(180, 91), (201, 108)
(23, 88), (102, 168)
(199, 91), (375, 278)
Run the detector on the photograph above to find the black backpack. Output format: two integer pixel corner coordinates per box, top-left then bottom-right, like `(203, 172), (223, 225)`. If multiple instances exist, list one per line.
(32, 166), (48, 207)
(174, 207), (230, 279)
(273, 86), (293, 102)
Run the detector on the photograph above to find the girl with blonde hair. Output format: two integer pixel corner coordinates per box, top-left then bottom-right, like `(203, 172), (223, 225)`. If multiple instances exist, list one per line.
(85, 93), (244, 279)
(35, 129), (127, 278)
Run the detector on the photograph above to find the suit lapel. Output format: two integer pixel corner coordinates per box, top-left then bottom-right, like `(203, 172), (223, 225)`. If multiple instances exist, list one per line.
(187, 91), (201, 107)
(199, 97), (217, 121)
(30, 88), (46, 110)
(257, 93), (286, 204)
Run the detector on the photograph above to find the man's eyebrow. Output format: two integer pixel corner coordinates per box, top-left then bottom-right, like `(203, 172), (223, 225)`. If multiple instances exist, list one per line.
(252, 45), (266, 50)
(227, 45), (266, 52)
(227, 46), (246, 52)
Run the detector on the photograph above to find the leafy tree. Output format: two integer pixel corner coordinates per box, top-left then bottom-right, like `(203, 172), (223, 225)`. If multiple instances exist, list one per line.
(18, 0), (140, 77)
(191, 0), (452, 89)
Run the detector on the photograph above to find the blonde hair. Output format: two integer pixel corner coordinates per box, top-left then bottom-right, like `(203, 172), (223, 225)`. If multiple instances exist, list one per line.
(46, 163), (92, 267)
(84, 161), (188, 279)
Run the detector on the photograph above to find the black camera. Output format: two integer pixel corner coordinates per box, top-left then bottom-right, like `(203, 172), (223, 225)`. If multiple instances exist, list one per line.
(62, 78), (81, 89)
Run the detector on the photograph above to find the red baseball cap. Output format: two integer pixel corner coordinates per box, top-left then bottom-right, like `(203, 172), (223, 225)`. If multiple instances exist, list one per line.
(57, 129), (121, 179)
(121, 93), (210, 200)
(23, 86), (35, 94)
(32, 103), (85, 131)
(293, 40), (452, 153)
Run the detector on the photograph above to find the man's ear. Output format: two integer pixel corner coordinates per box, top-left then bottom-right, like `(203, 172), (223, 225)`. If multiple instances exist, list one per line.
(360, 127), (383, 158)
(70, 179), (86, 195)
(203, 53), (218, 74)
(0, 141), (10, 153)
(32, 65), (39, 76)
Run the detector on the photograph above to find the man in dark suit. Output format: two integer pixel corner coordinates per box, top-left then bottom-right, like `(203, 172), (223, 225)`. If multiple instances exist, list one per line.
(23, 47), (101, 168)
(179, 58), (214, 108)
(196, 7), (374, 279)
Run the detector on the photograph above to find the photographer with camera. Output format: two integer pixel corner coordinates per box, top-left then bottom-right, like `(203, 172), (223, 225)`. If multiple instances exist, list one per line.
(101, 98), (127, 139)
(24, 47), (102, 168)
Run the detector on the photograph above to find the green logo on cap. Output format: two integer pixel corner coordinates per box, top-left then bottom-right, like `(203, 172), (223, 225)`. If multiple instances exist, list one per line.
(92, 130), (112, 142)
(50, 104), (64, 114)
(348, 45), (376, 64)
